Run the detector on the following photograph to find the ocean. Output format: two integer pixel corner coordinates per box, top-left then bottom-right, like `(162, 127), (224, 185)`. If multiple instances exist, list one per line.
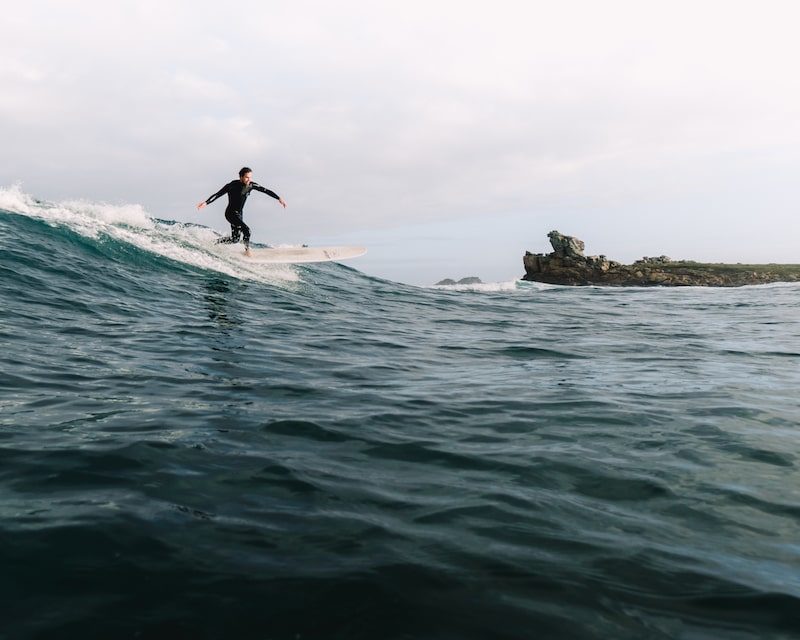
(1, 186), (799, 639)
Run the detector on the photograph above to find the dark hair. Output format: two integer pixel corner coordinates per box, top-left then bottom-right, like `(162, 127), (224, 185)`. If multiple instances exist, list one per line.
(239, 167), (252, 178)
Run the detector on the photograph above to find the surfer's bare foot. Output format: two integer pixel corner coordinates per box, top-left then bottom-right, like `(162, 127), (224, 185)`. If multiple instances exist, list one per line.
(244, 248), (252, 257)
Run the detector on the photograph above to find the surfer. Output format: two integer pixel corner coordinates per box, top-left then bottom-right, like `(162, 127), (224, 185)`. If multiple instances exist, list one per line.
(197, 167), (287, 256)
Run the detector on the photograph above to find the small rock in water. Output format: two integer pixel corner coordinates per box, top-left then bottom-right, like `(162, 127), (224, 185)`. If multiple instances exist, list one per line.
(435, 277), (483, 286)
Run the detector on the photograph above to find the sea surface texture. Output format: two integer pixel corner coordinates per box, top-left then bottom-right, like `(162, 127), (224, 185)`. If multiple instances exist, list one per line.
(1, 186), (799, 639)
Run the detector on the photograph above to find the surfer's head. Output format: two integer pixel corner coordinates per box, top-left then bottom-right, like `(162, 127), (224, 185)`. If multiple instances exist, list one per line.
(239, 167), (253, 184)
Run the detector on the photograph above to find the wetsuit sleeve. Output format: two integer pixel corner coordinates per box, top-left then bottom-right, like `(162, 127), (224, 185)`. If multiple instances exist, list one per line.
(251, 182), (281, 200)
(205, 184), (228, 205)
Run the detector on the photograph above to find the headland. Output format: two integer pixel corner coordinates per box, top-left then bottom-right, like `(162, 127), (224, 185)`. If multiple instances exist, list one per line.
(523, 231), (800, 286)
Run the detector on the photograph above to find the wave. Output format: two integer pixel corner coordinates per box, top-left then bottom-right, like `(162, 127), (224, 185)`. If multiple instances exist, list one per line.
(0, 184), (300, 284)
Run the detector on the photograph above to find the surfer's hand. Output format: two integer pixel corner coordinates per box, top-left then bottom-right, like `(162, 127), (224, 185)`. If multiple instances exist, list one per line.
(196, 201), (206, 210)
(278, 198), (287, 208)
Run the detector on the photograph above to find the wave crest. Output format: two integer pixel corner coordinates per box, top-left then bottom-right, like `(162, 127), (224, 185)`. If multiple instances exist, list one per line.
(0, 184), (299, 284)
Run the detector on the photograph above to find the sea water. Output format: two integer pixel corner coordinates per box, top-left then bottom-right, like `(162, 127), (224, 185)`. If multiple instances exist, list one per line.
(1, 186), (798, 639)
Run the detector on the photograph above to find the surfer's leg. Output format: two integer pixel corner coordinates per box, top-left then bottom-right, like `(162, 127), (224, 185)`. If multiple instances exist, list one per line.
(223, 209), (243, 244)
(240, 221), (251, 250)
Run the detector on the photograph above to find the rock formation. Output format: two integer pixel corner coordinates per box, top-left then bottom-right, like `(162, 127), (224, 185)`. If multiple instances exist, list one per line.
(522, 231), (800, 287)
(436, 276), (484, 286)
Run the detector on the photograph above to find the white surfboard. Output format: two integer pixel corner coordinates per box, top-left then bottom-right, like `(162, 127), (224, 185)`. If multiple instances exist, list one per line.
(244, 245), (367, 264)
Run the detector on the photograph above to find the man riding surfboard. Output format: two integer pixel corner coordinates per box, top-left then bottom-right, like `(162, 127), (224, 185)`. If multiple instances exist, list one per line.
(197, 167), (286, 256)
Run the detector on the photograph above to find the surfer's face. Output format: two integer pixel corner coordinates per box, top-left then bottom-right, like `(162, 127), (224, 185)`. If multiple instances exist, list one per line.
(240, 172), (252, 185)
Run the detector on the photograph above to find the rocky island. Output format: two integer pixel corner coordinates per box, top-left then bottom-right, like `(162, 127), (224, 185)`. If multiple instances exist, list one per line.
(436, 277), (483, 286)
(523, 231), (800, 287)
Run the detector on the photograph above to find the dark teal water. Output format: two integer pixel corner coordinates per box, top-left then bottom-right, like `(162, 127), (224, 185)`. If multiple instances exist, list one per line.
(1, 190), (799, 639)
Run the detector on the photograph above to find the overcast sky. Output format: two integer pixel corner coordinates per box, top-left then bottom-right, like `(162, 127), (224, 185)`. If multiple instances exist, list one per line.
(3, 1), (799, 284)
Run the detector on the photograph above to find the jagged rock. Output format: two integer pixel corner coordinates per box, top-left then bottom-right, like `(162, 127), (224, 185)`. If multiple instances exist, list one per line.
(634, 256), (673, 265)
(435, 279), (457, 286)
(548, 230), (585, 257)
(522, 231), (800, 287)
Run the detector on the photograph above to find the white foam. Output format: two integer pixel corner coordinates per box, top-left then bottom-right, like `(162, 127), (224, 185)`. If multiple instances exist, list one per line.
(432, 279), (525, 293)
(0, 183), (36, 214)
(0, 185), (299, 284)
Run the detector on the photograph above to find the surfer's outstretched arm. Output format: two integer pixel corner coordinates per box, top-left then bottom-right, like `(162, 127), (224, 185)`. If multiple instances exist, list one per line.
(197, 184), (228, 210)
(251, 183), (287, 208)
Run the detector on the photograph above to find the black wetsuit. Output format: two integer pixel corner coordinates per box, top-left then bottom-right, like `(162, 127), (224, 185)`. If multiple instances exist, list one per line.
(205, 180), (281, 248)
